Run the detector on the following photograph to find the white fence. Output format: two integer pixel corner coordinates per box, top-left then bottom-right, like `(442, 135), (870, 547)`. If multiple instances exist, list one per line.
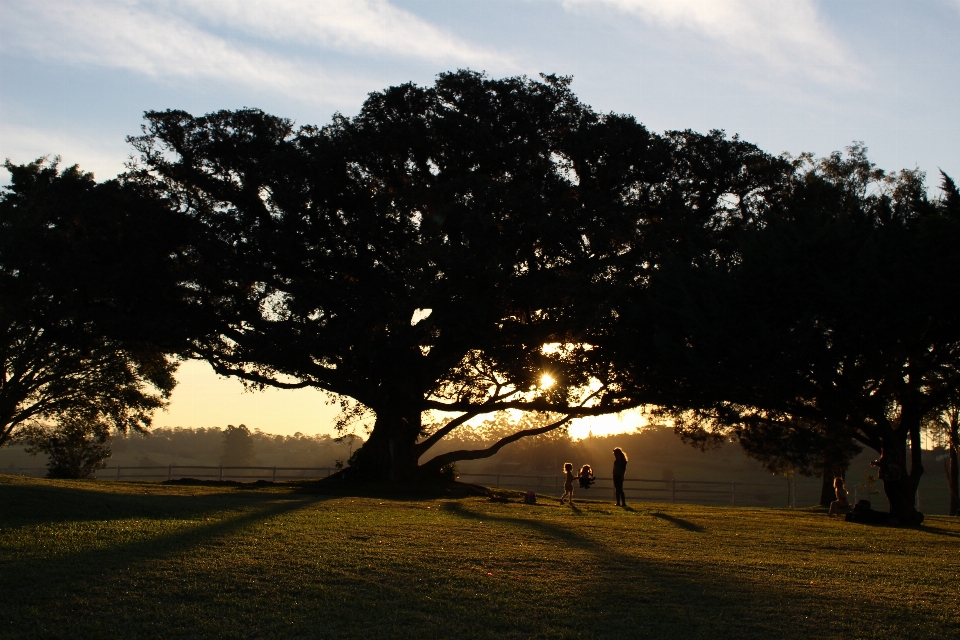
(460, 472), (803, 508)
(5, 465), (944, 511)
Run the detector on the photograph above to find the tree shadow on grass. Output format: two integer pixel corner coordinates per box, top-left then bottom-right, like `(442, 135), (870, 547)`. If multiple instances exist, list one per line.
(5, 482), (957, 640)
(439, 502), (952, 640)
(649, 511), (705, 532)
(2, 494), (336, 640)
(297, 477), (493, 500)
(917, 524), (960, 538)
(0, 478), (311, 526)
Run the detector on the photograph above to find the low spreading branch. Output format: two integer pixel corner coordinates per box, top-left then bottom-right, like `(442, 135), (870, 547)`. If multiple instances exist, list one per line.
(419, 414), (573, 471)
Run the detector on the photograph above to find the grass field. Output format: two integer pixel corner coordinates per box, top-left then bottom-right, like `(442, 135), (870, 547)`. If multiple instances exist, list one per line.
(1, 475), (958, 639)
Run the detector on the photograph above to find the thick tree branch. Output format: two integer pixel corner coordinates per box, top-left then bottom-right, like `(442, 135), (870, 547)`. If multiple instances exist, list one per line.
(414, 411), (479, 458)
(415, 388), (521, 456)
(419, 414), (573, 470)
(421, 396), (644, 416)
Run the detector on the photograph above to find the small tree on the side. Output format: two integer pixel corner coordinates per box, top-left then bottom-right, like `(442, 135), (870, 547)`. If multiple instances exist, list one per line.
(927, 395), (959, 516)
(22, 414), (112, 479)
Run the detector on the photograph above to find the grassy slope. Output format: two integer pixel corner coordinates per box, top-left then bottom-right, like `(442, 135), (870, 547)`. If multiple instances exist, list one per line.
(1, 475), (958, 640)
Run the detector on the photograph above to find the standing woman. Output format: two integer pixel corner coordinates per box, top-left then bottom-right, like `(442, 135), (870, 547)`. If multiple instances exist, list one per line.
(613, 448), (628, 507)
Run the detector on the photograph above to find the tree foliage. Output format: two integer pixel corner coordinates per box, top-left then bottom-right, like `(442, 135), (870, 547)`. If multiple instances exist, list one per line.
(0, 159), (181, 446)
(129, 71), (786, 481)
(654, 148), (960, 522)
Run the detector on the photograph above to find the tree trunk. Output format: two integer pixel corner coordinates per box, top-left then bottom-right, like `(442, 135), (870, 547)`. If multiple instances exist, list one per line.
(878, 423), (924, 525)
(949, 423), (959, 517)
(819, 459), (848, 508)
(346, 405), (422, 482)
(820, 471), (831, 508)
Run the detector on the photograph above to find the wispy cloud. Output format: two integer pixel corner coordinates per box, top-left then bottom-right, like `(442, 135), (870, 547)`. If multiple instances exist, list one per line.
(173, 0), (513, 67)
(0, 1), (511, 105)
(561, 0), (860, 85)
(1, 1), (327, 101)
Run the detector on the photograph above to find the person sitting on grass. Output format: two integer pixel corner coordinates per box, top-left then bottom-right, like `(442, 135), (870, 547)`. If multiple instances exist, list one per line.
(578, 464), (596, 489)
(828, 476), (850, 516)
(560, 462), (576, 505)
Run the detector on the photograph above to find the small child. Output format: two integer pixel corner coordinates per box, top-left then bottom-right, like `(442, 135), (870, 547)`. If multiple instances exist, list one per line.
(578, 464), (595, 489)
(560, 462), (576, 505)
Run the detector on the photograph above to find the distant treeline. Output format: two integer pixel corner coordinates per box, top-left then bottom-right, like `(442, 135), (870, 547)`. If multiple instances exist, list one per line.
(0, 426), (357, 471)
(114, 425), (362, 469)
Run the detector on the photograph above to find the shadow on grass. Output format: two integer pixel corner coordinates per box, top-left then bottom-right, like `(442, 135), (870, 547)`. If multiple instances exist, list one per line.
(5, 479), (956, 640)
(1, 486), (333, 639)
(650, 511), (705, 532)
(438, 502), (956, 640)
(296, 477), (494, 501)
(0, 478), (309, 526)
(917, 524), (960, 538)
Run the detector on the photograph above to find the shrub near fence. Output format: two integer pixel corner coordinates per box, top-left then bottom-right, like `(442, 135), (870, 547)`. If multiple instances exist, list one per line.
(4, 466), (952, 513)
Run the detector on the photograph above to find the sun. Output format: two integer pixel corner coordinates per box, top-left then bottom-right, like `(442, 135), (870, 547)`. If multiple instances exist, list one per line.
(540, 373), (556, 388)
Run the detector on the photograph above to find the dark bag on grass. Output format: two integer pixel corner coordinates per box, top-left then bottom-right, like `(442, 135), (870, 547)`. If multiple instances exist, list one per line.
(845, 500), (889, 524)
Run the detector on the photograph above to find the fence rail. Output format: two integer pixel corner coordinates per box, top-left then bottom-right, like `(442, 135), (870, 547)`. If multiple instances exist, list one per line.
(6, 465), (337, 482)
(4, 466), (951, 513)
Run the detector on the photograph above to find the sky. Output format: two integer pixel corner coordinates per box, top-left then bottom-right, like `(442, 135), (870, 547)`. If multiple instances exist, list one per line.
(2, 0), (958, 438)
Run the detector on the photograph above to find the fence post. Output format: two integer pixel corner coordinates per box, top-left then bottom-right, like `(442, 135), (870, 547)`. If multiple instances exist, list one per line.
(496, 473), (500, 488)
(672, 478), (676, 503)
(792, 480), (797, 509)
(168, 465), (172, 482)
(732, 482), (736, 507)
(272, 466), (277, 481)
(117, 466), (121, 481)
(219, 466), (223, 481)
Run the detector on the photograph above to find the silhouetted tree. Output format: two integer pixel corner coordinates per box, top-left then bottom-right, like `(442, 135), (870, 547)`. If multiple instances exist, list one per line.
(128, 71), (786, 482)
(0, 159), (181, 446)
(220, 424), (255, 467)
(659, 149), (960, 523)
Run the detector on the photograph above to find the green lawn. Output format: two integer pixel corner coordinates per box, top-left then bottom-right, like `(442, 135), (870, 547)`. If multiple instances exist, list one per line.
(1, 475), (958, 639)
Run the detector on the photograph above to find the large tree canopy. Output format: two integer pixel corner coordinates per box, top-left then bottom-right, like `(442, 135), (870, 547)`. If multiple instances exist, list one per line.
(0, 159), (181, 446)
(654, 148), (960, 523)
(130, 71), (784, 481)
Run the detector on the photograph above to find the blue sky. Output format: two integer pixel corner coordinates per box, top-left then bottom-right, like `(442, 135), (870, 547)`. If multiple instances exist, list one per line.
(2, 0), (958, 437)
